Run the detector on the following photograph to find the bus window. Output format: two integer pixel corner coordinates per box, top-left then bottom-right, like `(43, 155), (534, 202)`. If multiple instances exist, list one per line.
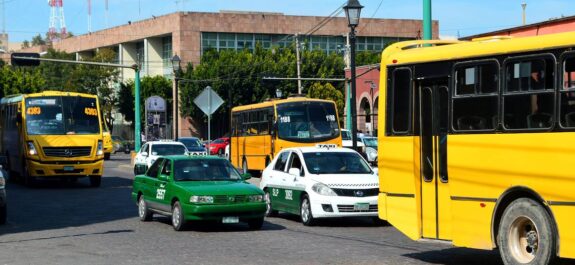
(390, 68), (412, 134)
(560, 55), (575, 128)
(504, 56), (555, 130)
(453, 62), (498, 131)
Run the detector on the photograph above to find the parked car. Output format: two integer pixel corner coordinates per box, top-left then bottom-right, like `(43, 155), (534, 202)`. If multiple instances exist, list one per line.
(112, 135), (131, 154)
(341, 129), (365, 150)
(0, 165), (6, 224)
(260, 145), (381, 226)
(358, 136), (378, 165)
(133, 140), (188, 175)
(177, 137), (207, 155)
(131, 155), (266, 231)
(207, 137), (230, 156)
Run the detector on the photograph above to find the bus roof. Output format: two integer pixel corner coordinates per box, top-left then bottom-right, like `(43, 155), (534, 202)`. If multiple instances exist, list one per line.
(231, 97), (335, 112)
(383, 31), (575, 67)
(0, 91), (98, 105)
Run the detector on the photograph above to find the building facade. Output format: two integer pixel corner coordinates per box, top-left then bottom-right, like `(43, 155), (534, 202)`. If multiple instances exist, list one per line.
(12, 11), (438, 138)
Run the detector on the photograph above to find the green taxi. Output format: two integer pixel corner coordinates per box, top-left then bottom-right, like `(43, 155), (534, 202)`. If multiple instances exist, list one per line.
(131, 155), (266, 231)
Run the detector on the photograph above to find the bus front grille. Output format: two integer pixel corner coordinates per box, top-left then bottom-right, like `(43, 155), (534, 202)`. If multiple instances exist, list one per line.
(43, 147), (92, 157)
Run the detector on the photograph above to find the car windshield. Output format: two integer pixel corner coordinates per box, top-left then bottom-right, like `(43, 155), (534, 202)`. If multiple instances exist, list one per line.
(303, 151), (372, 174)
(341, 130), (351, 140)
(213, 139), (224, 144)
(362, 138), (378, 148)
(151, 144), (187, 156)
(179, 138), (202, 148)
(174, 159), (242, 181)
(277, 101), (340, 142)
(25, 96), (100, 135)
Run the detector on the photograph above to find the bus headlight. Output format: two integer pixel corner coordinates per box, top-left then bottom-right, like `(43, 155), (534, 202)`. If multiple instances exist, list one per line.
(96, 140), (104, 156)
(27, 141), (38, 156)
(190, 196), (214, 203)
(312, 183), (337, 196)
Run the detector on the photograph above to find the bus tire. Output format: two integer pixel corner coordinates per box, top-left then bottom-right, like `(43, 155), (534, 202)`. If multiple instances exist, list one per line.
(89, 176), (101, 187)
(22, 161), (35, 187)
(498, 198), (557, 265)
(242, 158), (248, 174)
(104, 153), (111, 160)
(0, 204), (6, 224)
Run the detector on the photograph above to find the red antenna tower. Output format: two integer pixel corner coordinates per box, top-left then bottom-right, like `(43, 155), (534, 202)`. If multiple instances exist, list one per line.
(48, 0), (67, 42)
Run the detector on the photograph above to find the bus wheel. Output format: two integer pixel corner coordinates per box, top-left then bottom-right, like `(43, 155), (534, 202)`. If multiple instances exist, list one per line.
(89, 176), (101, 187)
(22, 162), (35, 187)
(242, 159), (248, 174)
(498, 198), (556, 265)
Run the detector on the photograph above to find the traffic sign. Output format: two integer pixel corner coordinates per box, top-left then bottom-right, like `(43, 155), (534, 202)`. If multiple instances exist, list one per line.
(194, 86), (223, 115)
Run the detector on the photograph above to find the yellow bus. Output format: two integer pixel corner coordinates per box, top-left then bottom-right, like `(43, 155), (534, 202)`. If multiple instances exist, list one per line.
(377, 32), (575, 264)
(0, 91), (105, 187)
(231, 97), (342, 173)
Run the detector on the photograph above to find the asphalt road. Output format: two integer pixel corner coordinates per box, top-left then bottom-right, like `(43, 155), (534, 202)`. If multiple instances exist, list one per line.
(0, 154), (557, 265)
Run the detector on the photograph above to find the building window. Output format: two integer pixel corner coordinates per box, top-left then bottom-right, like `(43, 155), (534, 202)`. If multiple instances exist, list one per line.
(219, 33), (236, 50)
(237, 34), (254, 51)
(255, 34), (272, 49)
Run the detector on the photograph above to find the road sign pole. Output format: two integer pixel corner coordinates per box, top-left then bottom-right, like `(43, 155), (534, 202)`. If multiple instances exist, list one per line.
(208, 89), (212, 153)
(135, 68), (142, 152)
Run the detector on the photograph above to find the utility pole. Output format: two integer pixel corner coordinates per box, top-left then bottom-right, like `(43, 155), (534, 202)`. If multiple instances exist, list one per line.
(345, 32), (352, 131)
(295, 33), (302, 94)
(423, 0), (432, 40)
(522, 2), (527, 25)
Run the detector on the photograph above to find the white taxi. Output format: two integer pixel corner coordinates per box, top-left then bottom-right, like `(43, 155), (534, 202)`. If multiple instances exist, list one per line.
(260, 144), (380, 226)
(133, 140), (188, 175)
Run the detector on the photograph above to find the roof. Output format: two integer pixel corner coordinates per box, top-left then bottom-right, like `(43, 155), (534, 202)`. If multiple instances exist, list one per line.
(286, 146), (358, 154)
(232, 97), (335, 112)
(146, 140), (185, 145)
(1, 91), (98, 105)
(383, 31), (575, 66)
(461, 14), (575, 40)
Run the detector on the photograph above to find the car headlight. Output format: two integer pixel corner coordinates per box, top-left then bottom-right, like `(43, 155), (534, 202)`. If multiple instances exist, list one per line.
(366, 147), (377, 161)
(248, 195), (263, 202)
(311, 183), (337, 196)
(27, 141), (38, 156)
(96, 140), (104, 156)
(190, 196), (214, 203)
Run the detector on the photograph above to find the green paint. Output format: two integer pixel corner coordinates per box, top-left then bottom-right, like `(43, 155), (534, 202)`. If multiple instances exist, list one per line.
(423, 0), (432, 40)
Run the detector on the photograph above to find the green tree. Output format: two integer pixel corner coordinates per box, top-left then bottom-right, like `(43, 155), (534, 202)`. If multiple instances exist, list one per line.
(31, 34), (46, 46)
(307, 82), (345, 118)
(38, 48), (76, 90)
(0, 65), (46, 98)
(21, 40), (30, 49)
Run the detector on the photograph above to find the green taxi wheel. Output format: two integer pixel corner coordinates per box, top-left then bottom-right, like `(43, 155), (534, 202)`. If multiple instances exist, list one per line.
(248, 217), (264, 230)
(300, 194), (316, 226)
(264, 191), (278, 217)
(138, 196), (152, 221)
(172, 201), (186, 231)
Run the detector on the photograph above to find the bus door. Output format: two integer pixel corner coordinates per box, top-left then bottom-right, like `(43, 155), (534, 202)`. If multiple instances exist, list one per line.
(418, 79), (451, 240)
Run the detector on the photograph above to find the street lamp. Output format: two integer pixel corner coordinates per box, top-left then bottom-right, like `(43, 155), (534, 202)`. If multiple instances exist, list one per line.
(171, 54), (182, 141)
(344, 0), (363, 150)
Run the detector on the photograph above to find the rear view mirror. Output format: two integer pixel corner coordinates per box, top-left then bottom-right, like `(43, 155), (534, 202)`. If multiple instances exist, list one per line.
(158, 174), (169, 182)
(288, 168), (301, 177)
(241, 173), (252, 180)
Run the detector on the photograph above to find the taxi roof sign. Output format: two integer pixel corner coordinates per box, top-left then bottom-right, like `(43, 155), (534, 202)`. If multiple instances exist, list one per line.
(316, 144), (337, 149)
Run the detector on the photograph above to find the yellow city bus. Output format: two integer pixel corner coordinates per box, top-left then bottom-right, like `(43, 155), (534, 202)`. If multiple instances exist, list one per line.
(377, 32), (575, 264)
(231, 97), (342, 173)
(0, 91), (105, 187)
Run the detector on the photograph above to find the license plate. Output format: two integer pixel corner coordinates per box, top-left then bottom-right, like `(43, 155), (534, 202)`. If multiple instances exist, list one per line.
(63, 166), (74, 172)
(354, 203), (369, 211)
(222, 217), (239, 223)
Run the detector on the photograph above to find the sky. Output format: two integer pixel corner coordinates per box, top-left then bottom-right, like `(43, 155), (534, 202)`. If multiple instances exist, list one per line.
(3, 0), (575, 43)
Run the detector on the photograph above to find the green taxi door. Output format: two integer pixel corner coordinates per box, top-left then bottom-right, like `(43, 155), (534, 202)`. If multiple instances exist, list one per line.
(282, 152), (306, 214)
(139, 158), (164, 209)
(156, 159), (174, 213)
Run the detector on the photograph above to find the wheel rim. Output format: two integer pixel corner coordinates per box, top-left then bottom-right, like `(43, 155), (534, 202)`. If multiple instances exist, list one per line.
(172, 205), (180, 228)
(265, 192), (272, 215)
(508, 216), (539, 263)
(301, 198), (310, 222)
(138, 197), (145, 218)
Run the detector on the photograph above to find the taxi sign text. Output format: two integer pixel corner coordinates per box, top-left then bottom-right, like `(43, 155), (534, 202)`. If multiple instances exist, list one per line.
(316, 144), (337, 149)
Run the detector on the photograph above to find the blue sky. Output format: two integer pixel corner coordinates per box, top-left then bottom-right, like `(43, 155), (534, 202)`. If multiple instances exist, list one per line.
(3, 0), (575, 42)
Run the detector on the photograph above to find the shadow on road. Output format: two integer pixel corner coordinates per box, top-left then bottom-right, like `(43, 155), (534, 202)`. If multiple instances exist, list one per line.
(272, 212), (384, 227)
(404, 248), (503, 265)
(0, 176), (137, 236)
(152, 216), (286, 232)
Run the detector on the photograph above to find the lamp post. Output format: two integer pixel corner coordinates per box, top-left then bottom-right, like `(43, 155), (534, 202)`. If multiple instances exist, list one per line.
(344, 0), (363, 150)
(171, 54), (182, 141)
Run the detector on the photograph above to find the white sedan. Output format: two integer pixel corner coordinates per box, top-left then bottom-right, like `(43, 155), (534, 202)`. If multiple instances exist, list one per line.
(133, 141), (188, 175)
(260, 145), (381, 226)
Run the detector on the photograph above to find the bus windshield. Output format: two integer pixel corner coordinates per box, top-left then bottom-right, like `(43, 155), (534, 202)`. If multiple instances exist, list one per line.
(277, 101), (340, 142)
(25, 96), (100, 135)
